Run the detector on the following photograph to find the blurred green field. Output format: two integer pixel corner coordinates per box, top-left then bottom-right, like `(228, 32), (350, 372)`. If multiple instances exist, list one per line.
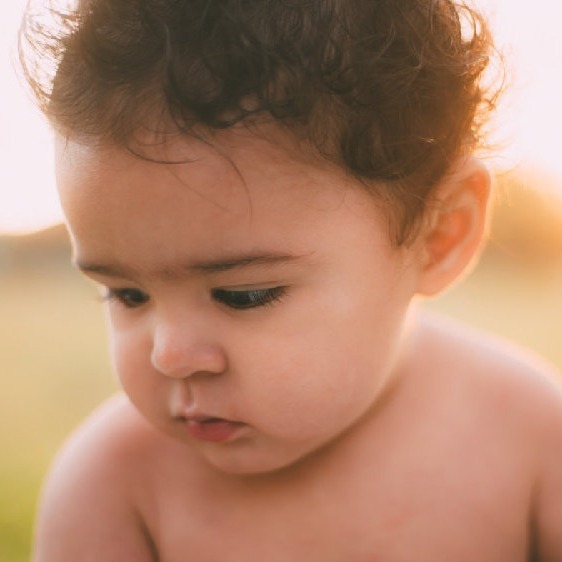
(0, 265), (116, 562)
(1, 222), (562, 561)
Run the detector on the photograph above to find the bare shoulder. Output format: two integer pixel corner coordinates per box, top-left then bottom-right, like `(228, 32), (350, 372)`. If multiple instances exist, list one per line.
(33, 394), (162, 562)
(417, 310), (562, 427)
(418, 311), (562, 561)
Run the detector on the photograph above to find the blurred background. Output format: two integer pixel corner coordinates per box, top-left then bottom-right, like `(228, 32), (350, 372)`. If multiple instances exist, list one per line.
(2, 0), (562, 560)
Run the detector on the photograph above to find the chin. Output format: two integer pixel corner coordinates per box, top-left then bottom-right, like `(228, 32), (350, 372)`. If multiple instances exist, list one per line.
(202, 452), (296, 476)
(199, 442), (317, 477)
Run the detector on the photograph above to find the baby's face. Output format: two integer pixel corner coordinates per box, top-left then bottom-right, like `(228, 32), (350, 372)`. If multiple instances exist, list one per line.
(56, 128), (423, 475)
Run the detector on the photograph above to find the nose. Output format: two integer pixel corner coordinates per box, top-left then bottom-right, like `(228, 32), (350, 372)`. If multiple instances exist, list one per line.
(150, 317), (227, 379)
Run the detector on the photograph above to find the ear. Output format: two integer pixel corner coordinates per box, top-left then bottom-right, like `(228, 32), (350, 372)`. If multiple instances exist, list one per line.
(415, 158), (491, 297)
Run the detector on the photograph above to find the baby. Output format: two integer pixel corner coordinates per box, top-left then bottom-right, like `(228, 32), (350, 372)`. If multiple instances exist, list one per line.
(19, 0), (562, 560)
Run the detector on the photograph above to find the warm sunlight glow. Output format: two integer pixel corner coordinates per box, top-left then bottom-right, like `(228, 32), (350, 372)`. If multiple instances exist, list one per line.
(1, 0), (61, 235)
(1, 0), (562, 234)
(483, 0), (562, 185)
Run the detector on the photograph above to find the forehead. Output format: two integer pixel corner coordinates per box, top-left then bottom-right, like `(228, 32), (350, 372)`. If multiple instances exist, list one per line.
(55, 129), (393, 271)
(56, 129), (361, 208)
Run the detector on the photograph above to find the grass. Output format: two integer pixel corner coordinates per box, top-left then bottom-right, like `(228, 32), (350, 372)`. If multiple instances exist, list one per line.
(1, 254), (561, 562)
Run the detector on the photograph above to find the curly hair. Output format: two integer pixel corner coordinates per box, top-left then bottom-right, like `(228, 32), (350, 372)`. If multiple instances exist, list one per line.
(19, 0), (500, 243)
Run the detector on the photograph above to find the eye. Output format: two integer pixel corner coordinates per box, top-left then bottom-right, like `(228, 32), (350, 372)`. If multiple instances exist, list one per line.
(211, 287), (286, 310)
(103, 288), (150, 309)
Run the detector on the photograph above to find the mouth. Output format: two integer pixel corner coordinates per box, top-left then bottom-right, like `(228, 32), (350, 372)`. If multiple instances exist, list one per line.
(179, 415), (249, 443)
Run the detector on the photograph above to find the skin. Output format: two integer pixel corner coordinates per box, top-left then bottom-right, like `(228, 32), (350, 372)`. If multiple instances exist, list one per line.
(33, 128), (562, 561)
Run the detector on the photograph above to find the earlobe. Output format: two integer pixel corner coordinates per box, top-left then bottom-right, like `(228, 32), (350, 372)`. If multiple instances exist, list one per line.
(415, 158), (491, 297)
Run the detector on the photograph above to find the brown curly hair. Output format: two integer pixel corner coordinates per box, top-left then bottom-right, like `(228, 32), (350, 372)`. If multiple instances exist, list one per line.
(19, 0), (500, 243)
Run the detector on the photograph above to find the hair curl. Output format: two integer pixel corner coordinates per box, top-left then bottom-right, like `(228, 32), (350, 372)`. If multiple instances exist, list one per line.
(19, 0), (501, 243)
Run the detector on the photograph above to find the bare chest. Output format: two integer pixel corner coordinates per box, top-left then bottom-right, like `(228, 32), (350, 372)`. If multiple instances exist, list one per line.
(145, 454), (532, 562)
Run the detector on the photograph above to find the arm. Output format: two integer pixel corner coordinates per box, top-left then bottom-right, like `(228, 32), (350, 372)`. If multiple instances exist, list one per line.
(32, 396), (158, 562)
(531, 376), (562, 562)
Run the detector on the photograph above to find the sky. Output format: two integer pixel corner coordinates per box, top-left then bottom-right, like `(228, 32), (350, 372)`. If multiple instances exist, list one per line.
(1, 0), (562, 234)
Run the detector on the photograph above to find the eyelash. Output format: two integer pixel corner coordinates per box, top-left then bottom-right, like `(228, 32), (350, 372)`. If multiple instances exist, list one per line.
(102, 286), (287, 310)
(211, 287), (287, 310)
(102, 288), (149, 309)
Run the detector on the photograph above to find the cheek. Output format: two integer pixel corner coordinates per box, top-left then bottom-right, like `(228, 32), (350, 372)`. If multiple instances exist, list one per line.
(240, 345), (381, 445)
(236, 305), (407, 436)
(107, 325), (156, 398)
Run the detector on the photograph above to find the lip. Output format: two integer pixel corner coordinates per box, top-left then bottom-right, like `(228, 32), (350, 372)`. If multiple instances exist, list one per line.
(178, 414), (250, 443)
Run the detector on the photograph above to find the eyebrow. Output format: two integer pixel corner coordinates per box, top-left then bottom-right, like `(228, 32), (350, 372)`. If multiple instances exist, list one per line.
(75, 252), (307, 279)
